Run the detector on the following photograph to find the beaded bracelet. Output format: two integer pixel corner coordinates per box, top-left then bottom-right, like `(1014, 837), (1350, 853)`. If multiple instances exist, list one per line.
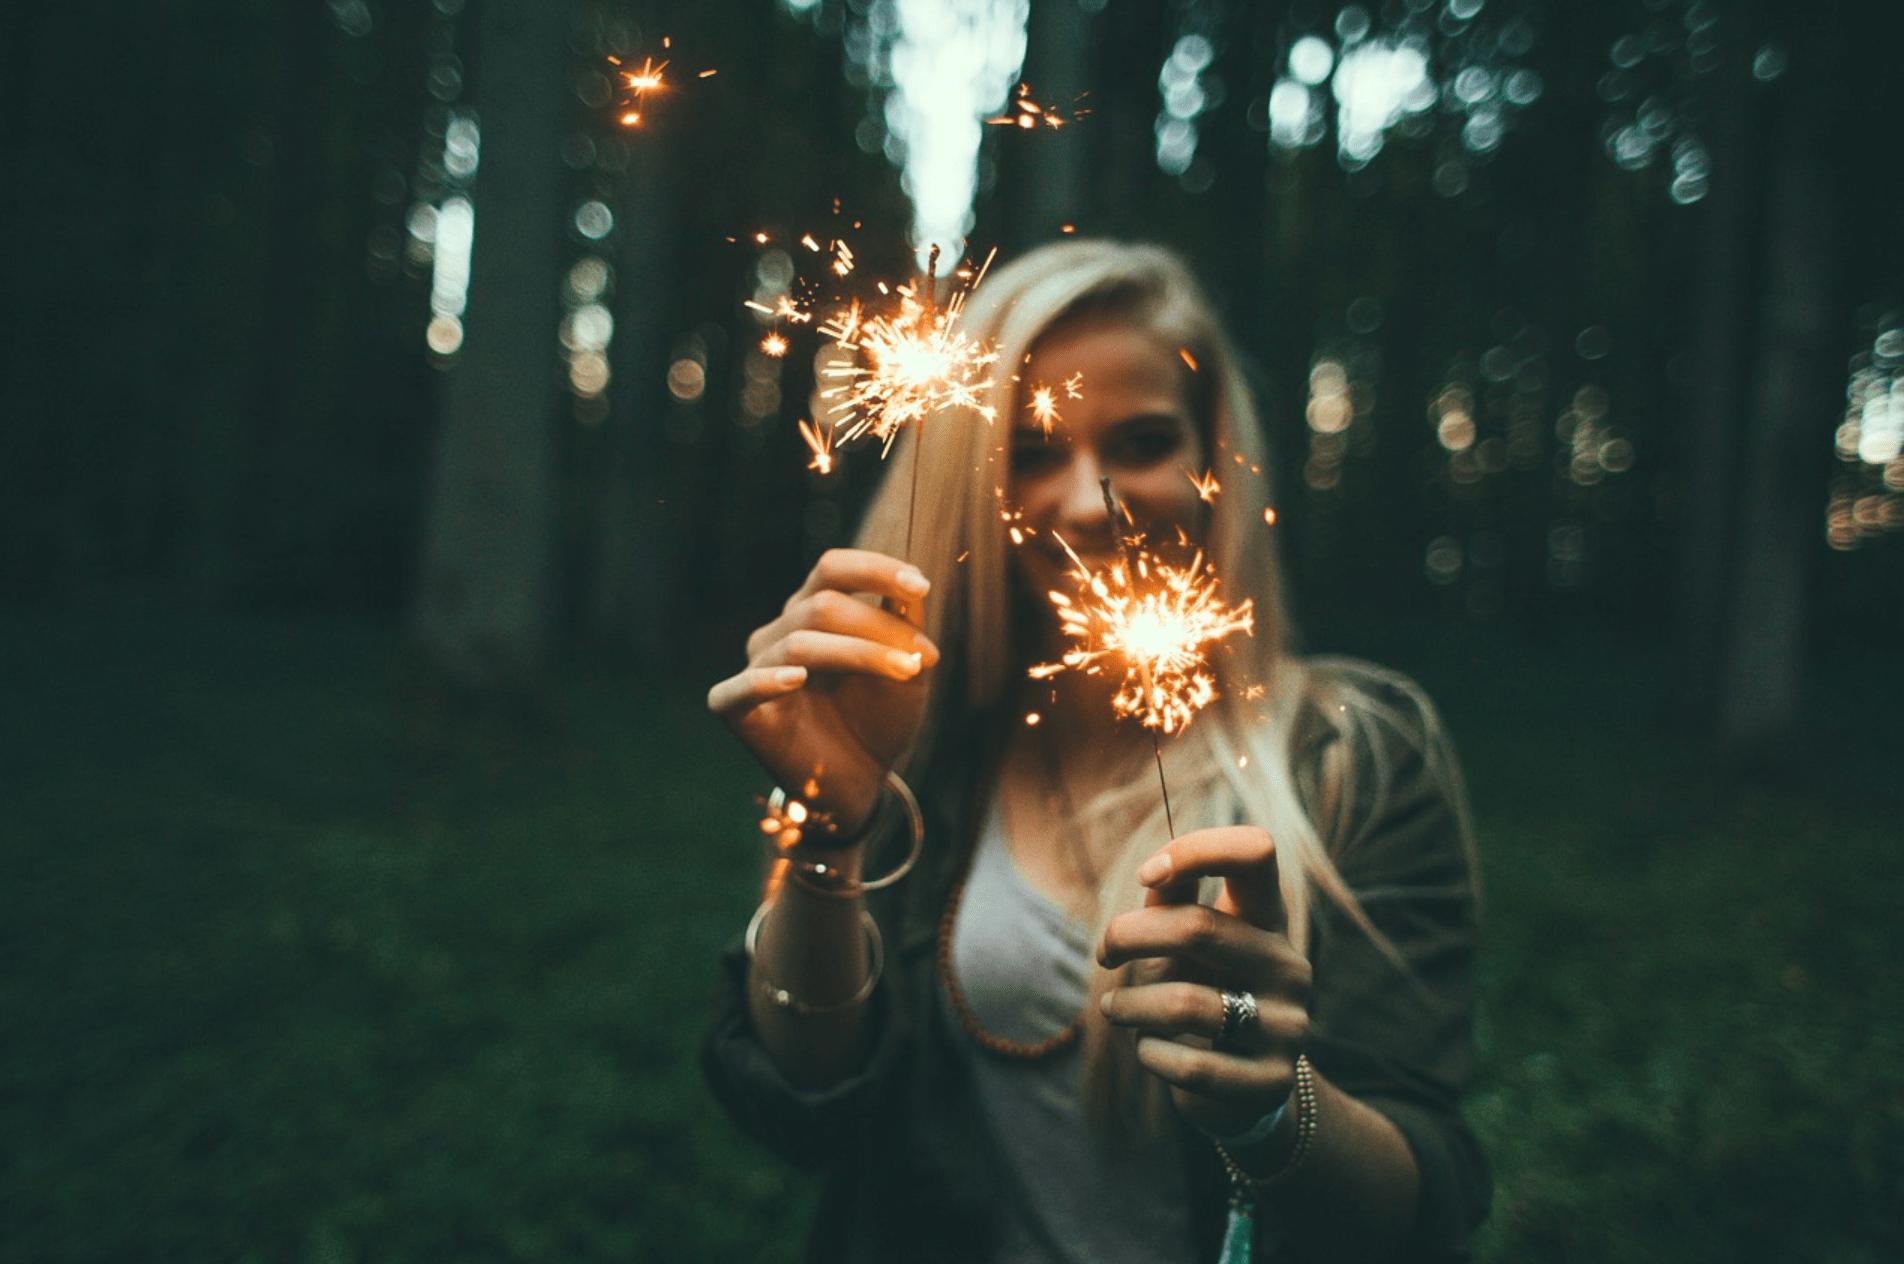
(744, 898), (883, 1017)
(1213, 1054), (1319, 1190)
(771, 769), (923, 900)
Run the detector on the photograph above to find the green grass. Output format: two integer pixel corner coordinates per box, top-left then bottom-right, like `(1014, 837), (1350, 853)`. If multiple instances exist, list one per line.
(2, 604), (1898, 1262)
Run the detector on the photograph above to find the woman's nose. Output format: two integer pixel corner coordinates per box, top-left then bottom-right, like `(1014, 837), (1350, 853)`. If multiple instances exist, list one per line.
(1056, 451), (1110, 532)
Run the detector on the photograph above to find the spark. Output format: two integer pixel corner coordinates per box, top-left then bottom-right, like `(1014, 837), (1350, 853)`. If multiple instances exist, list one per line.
(1262, 507), (1278, 525)
(761, 333), (789, 358)
(987, 83), (1093, 130)
(1186, 468), (1222, 503)
(1178, 347), (1199, 373)
(757, 778), (833, 850)
(1029, 530), (1255, 736)
(1025, 712), (1042, 726)
(798, 417), (837, 475)
(611, 45), (716, 129)
(1027, 371), (1085, 434)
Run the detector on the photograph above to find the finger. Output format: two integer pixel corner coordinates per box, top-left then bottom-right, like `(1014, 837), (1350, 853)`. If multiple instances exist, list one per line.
(1099, 982), (1301, 1052)
(1097, 903), (1299, 984)
(1134, 1035), (1294, 1104)
(794, 548), (931, 626)
(706, 665), (808, 718)
(1135, 826), (1285, 931)
(754, 589), (939, 664)
(758, 629), (926, 682)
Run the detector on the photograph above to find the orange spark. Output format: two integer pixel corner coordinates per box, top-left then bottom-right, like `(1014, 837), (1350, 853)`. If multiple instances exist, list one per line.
(1186, 468), (1222, 503)
(610, 44), (716, 129)
(1178, 347), (1199, 372)
(987, 83), (1092, 130)
(761, 333), (789, 358)
(798, 417), (837, 475)
(1262, 507), (1278, 525)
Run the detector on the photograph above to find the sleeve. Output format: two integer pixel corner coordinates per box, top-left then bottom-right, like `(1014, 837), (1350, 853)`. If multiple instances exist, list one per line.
(1300, 671), (1491, 1261)
(698, 926), (913, 1168)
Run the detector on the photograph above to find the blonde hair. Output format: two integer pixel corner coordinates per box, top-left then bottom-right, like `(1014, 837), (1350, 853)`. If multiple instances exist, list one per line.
(853, 240), (1472, 1141)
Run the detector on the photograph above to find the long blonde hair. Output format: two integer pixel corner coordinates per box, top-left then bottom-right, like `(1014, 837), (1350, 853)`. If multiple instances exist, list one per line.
(854, 240), (1472, 1140)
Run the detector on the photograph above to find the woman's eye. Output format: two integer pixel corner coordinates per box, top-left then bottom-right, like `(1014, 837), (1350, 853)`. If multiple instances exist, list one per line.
(1111, 427), (1184, 467)
(1011, 441), (1064, 474)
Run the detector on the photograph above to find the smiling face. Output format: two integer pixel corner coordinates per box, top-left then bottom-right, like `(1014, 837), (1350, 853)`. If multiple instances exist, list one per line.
(1008, 317), (1210, 620)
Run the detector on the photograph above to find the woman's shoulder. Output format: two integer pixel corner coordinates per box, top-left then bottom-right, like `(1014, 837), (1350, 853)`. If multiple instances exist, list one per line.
(1284, 655), (1470, 864)
(1291, 654), (1452, 763)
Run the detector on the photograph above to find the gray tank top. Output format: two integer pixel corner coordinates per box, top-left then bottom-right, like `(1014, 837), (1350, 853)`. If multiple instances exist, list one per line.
(939, 797), (1195, 1263)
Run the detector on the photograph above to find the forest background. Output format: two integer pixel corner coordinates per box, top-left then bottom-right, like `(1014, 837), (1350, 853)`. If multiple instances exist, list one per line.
(2, 0), (1900, 1259)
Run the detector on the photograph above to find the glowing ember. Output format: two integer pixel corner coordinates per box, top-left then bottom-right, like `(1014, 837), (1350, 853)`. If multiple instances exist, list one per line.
(1186, 468), (1222, 503)
(1029, 531), (1255, 735)
(1178, 347), (1199, 373)
(1262, 507), (1278, 525)
(760, 332), (789, 358)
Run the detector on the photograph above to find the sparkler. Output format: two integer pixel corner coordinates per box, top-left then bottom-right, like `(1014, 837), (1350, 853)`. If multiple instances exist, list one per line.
(1028, 480), (1255, 835)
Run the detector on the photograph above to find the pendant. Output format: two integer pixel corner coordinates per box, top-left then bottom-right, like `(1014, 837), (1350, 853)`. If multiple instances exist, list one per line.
(1217, 1196), (1253, 1264)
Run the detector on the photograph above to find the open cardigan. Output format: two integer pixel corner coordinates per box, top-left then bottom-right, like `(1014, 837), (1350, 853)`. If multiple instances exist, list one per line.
(702, 661), (1490, 1262)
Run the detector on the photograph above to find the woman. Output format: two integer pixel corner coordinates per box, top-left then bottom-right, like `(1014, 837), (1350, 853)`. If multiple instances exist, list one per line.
(703, 241), (1487, 1262)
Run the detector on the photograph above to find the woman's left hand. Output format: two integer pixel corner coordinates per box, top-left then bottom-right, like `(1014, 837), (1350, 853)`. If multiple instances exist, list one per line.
(1096, 825), (1311, 1139)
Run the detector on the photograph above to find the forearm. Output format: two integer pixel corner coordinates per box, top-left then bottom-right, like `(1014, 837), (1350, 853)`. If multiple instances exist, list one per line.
(1233, 1068), (1420, 1261)
(745, 846), (880, 1090)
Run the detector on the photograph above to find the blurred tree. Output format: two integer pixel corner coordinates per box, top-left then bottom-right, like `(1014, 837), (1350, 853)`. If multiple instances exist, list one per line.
(411, 0), (577, 696)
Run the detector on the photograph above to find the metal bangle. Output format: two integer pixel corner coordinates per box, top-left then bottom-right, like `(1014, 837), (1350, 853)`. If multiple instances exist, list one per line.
(773, 769), (923, 900)
(743, 898), (883, 1017)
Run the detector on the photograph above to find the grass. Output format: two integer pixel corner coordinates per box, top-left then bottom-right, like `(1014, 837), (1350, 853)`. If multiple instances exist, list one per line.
(2, 602), (1898, 1262)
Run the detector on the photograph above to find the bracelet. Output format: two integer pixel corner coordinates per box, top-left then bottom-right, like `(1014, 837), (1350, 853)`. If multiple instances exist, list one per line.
(744, 897), (883, 1016)
(1214, 1054), (1319, 1190)
(770, 769), (923, 900)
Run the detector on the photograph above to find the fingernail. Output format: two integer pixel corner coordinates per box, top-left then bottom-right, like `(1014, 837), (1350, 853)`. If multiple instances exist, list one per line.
(775, 667), (806, 687)
(913, 635), (939, 665)
(887, 649), (922, 676)
(1137, 854), (1172, 885)
(897, 567), (930, 596)
(1098, 990), (1115, 1015)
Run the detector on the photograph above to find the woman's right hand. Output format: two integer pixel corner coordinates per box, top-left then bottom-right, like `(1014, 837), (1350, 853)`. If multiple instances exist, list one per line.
(707, 548), (939, 834)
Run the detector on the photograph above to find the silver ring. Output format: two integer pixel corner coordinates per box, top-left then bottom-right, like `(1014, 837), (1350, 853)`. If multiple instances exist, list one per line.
(1216, 989), (1259, 1048)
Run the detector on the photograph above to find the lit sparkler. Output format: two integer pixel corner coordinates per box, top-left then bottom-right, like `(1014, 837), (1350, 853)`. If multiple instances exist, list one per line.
(1029, 531), (1255, 736)
(1029, 480), (1254, 837)
(817, 245), (1001, 454)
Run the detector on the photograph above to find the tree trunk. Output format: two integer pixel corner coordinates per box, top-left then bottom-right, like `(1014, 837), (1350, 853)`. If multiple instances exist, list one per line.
(410, 0), (573, 695)
(1670, 24), (1761, 729)
(587, 134), (680, 658)
(1713, 51), (1837, 758)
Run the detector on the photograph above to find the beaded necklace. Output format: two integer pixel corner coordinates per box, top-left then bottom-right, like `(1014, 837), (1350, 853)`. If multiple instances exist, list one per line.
(936, 724), (1105, 1060)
